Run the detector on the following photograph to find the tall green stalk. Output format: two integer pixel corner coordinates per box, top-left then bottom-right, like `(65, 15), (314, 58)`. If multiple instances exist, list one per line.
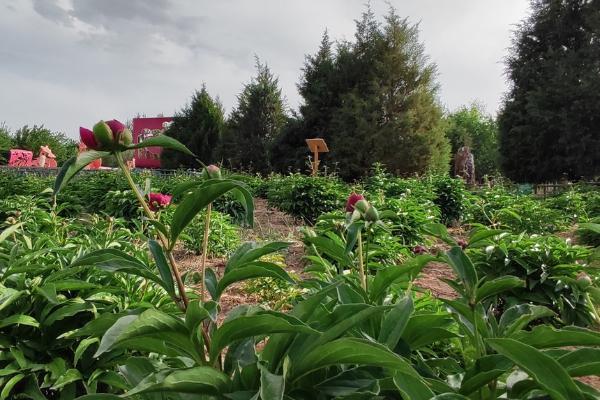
(115, 152), (189, 309)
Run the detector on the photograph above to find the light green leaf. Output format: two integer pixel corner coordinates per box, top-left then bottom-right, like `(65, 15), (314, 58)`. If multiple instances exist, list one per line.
(487, 338), (584, 400)
(291, 338), (419, 382)
(127, 135), (195, 156)
(210, 312), (318, 362)
(475, 276), (524, 303)
(124, 367), (231, 397)
(54, 151), (109, 194)
(378, 296), (413, 350)
(0, 314), (39, 329)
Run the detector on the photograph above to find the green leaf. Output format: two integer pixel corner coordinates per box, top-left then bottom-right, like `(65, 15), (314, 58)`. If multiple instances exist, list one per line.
(314, 304), (387, 347)
(124, 367), (231, 397)
(475, 276), (524, 303)
(74, 337), (99, 367)
(423, 223), (457, 245)
(43, 299), (93, 326)
(499, 304), (554, 336)
(148, 239), (175, 297)
(557, 348), (600, 377)
(51, 369), (82, 390)
(393, 371), (434, 400)
(226, 242), (290, 272)
(75, 394), (123, 399)
(95, 309), (197, 361)
(577, 222), (600, 234)
(210, 312), (318, 361)
(445, 247), (477, 298)
(291, 338), (419, 382)
(467, 228), (505, 246)
(0, 314), (39, 329)
(54, 151), (109, 194)
(487, 338), (584, 400)
(1, 373), (25, 400)
(0, 223), (23, 244)
(459, 354), (512, 395)
(259, 362), (285, 400)
(127, 135), (195, 157)
(170, 180), (254, 248)
(510, 325), (600, 348)
(71, 249), (168, 291)
(378, 296), (413, 350)
(216, 262), (294, 299)
(304, 236), (353, 266)
(370, 256), (435, 303)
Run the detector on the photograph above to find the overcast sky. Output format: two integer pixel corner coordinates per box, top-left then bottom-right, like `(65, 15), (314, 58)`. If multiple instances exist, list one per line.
(1, 0), (530, 139)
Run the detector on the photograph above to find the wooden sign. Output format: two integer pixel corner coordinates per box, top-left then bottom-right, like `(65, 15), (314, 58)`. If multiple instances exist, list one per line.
(306, 138), (329, 176)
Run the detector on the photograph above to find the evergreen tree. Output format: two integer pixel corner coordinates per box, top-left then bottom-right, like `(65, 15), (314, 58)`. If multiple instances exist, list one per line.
(499, 0), (600, 182)
(273, 7), (449, 180)
(222, 59), (287, 173)
(162, 86), (224, 168)
(446, 104), (500, 179)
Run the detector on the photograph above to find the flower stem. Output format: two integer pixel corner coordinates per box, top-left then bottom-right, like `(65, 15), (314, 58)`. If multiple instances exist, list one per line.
(115, 152), (189, 309)
(357, 231), (367, 291)
(200, 203), (212, 302)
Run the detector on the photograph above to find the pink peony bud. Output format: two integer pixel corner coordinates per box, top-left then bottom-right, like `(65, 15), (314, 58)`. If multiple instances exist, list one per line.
(106, 119), (126, 135)
(345, 193), (365, 212)
(203, 164), (222, 179)
(80, 127), (99, 149)
(148, 193), (172, 212)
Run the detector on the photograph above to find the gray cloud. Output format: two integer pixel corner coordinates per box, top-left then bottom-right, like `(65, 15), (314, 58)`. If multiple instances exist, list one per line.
(1, 0), (530, 138)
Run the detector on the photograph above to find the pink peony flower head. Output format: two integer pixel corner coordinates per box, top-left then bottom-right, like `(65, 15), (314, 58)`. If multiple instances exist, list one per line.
(148, 192), (172, 212)
(80, 127), (99, 149)
(412, 245), (427, 255)
(106, 119), (126, 135)
(345, 192), (365, 212)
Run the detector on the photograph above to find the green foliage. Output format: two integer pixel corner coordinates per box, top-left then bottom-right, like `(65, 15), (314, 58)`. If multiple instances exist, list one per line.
(242, 253), (302, 310)
(432, 175), (467, 225)
(466, 228), (598, 326)
(465, 186), (571, 234)
(166, 208), (240, 257)
(162, 85), (224, 168)
(265, 173), (348, 223)
(221, 59), (287, 174)
(498, 0), (600, 182)
(445, 103), (500, 179)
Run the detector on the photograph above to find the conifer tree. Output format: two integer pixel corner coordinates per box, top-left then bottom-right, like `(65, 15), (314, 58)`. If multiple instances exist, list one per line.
(499, 0), (600, 182)
(222, 59), (287, 173)
(162, 86), (224, 168)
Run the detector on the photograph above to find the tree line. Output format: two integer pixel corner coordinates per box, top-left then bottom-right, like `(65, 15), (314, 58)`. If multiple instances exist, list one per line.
(162, 7), (500, 181)
(164, 1), (600, 183)
(0, 124), (78, 164)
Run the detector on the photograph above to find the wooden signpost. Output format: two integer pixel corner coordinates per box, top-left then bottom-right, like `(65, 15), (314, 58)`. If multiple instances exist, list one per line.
(306, 138), (329, 176)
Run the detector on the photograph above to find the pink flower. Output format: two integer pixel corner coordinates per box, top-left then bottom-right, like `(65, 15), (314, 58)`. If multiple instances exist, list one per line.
(106, 119), (126, 135)
(148, 193), (172, 211)
(412, 245), (427, 255)
(457, 238), (468, 249)
(345, 193), (365, 212)
(80, 127), (99, 149)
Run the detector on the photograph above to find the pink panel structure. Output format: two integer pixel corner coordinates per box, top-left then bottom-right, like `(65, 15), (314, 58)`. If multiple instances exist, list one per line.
(132, 117), (173, 169)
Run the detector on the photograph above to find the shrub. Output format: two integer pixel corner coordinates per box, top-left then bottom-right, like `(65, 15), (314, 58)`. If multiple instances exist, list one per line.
(266, 173), (348, 223)
(467, 229), (598, 326)
(431, 175), (466, 225)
